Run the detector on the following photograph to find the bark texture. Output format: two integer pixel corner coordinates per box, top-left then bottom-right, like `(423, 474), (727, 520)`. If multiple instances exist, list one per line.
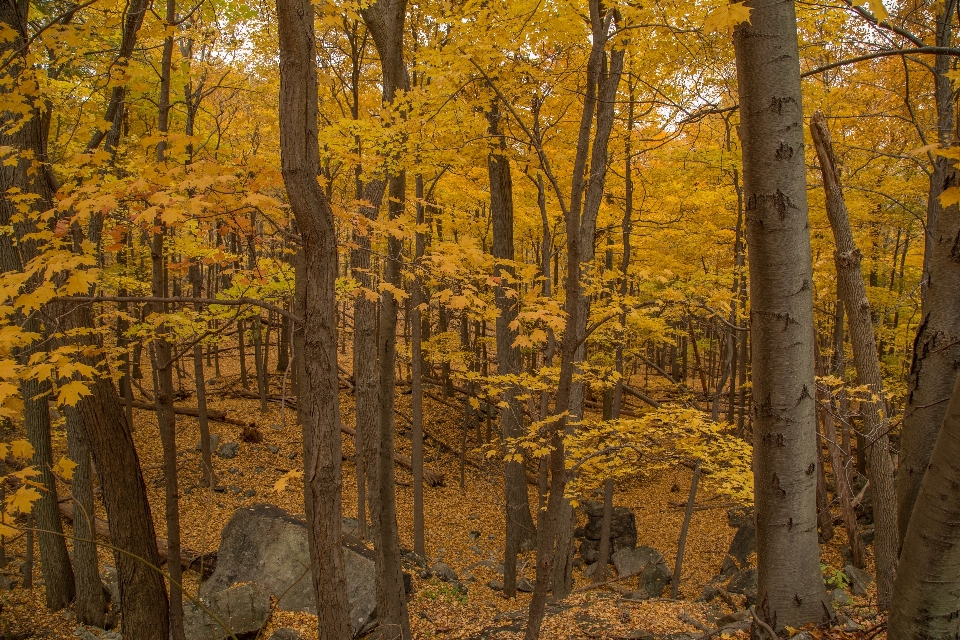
(488, 103), (537, 598)
(732, 0), (832, 628)
(896, 18), (960, 537)
(276, 0), (352, 636)
(810, 112), (898, 608)
(888, 373), (960, 640)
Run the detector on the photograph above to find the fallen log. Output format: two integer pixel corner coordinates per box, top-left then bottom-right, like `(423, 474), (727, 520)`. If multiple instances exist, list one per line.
(129, 400), (254, 428)
(58, 502), (216, 578)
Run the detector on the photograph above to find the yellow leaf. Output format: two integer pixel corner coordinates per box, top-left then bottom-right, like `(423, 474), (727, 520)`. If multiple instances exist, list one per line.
(704, 1), (752, 33)
(57, 380), (90, 407)
(53, 457), (77, 480)
(10, 439), (33, 460)
(274, 469), (303, 493)
(8, 486), (41, 513)
(939, 186), (960, 208)
(0, 511), (17, 537)
(867, 0), (889, 21)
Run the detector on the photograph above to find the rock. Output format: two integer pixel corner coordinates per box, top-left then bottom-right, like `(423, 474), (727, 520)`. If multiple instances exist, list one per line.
(101, 632), (123, 640)
(197, 434), (220, 452)
(621, 589), (651, 602)
(228, 485), (241, 494)
(860, 526), (875, 546)
(831, 588), (850, 605)
(62, 610), (76, 621)
(843, 619), (862, 632)
(244, 489), (257, 498)
(697, 584), (719, 603)
(101, 566), (120, 604)
(726, 568), (757, 595)
(267, 629), (302, 640)
(0, 575), (16, 590)
(844, 564), (873, 596)
(228, 467), (239, 474)
(720, 508), (755, 577)
(487, 580), (504, 591)
(73, 628), (98, 640)
(582, 562), (606, 579)
(575, 501), (638, 564)
(624, 631), (657, 640)
(270, 424), (284, 431)
(267, 445), (279, 454)
(516, 577), (535, 593)
(638, 560), (672, 599)
(183, 583), (271, 640)
(201, 503), (378, 637)
(216, 442), (239, 459)
(431, 562), (459, 583)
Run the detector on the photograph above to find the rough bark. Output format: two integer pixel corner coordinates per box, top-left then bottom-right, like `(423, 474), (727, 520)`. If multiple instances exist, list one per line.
(276, 0), (352, 636)
(358, 3), (412, 636)
(888, 373), (960, 640)
(810, 112), (898, 608)
(897, 9), (960, 538)
(732, 0), (833, 628)
(65, 419), (106, 626)
(525, 6), (623, 636)
(488, 102), (537, 597)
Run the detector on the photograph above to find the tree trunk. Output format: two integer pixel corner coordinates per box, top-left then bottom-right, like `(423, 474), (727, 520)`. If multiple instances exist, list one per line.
(276, 1), (352, 636)
(896, 12), (960, 537)
(888, 372), (960, 639)
(810, 111), (898, 608)
(66, 419), (106, 626)
(488, 100), (536, 597)
(411, 175), (426, 557)
(191, 263), (215, 489)
(525, 7), (624, 636)
(732, 0), (833, 627)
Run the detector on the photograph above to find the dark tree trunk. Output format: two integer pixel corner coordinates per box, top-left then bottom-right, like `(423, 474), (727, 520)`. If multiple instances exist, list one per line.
(896, 5), (960, 537)
(810, 112), (898, 607)
(889, 373), (960, 639)
(66, 419), (106, 626)
(488, 101), (537, 597)
(276, 1), (353, 635)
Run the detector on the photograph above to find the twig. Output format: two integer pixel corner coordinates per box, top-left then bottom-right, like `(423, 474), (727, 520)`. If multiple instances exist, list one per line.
(750, 606), (777, 640)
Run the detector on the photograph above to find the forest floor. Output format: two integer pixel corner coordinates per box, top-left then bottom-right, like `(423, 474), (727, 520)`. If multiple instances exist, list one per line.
(0, 354), (881, 639)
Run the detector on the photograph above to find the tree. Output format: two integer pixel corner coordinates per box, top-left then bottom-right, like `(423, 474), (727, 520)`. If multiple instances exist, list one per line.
(810, 111), (898, 608)
(276, 0), (352, 636)
(732, 0), (833, 628)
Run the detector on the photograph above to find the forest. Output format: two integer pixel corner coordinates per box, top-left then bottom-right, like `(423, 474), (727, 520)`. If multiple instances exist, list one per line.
(0, 0), (959, 637)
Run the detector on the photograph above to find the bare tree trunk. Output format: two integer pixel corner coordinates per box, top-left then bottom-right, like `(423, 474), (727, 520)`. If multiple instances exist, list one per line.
(525, 7), (624, 636)
(488, 100), (536, 597)
(276, 2), (352, 636)
(733, 0), (833, 627)
(66, 419), (106, 626)
(359, 3), (413, 636)
(889, 372), (960, 639)
(896, 4), (960, 537)
(411, 175), (426, 557)
(191, 263), (215, 489)
(810, 112), (898, 608)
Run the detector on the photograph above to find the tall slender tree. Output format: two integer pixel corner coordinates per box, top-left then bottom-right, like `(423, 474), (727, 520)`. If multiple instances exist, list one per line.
(732, 0), (833, 628)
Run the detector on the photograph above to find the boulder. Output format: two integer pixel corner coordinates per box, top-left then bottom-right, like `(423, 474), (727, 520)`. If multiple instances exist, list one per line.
(216, 442), (239, 459)
(726, 567), (757, 607)
(267, 629), (302, 640)
(201, 504), (377, 637)
(611, 546), (671, 598)
(843, 564), (873, 597)
(183, 583), (271, 640)
(720, 507), (755, 577)
(575, 501), (637, 564)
